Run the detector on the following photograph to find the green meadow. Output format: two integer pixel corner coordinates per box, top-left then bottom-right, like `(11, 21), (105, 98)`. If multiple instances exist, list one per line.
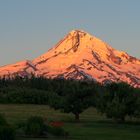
(0, 104), (140, 140)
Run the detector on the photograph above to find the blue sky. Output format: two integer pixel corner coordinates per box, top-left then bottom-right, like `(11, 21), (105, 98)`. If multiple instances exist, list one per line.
(0, 0), (140, 66)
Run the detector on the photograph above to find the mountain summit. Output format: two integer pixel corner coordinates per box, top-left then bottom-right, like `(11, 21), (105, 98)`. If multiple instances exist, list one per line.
(1, 30), (140, 87)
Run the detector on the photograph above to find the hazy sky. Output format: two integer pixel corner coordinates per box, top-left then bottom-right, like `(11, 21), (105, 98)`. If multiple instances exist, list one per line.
(0, 0), (140, 66)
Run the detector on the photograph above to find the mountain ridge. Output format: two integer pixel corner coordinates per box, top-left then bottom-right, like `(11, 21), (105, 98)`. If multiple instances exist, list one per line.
(1, 30), (140, 87)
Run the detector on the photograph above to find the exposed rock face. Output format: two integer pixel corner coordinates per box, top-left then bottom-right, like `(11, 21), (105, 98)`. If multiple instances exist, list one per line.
(1, 29), (140, 87)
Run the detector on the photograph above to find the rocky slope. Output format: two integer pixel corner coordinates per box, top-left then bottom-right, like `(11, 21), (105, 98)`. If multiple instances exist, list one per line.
(1, 30), (140, 87)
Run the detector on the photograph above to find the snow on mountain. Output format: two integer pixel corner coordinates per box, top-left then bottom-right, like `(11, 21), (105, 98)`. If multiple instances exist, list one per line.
(1, 30), (140, 87)
(0, 60), (37, 78)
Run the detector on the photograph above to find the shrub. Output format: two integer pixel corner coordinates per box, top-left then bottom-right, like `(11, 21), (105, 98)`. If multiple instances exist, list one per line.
(47, 125), (67, 136)
(19, 116), (68, 137)
(0, 125), (15, 140)
(0, 114), (15, 140)
(50, 121), (64, 127)
(0, 114), (7, 126)
(24, 116), (46, 137)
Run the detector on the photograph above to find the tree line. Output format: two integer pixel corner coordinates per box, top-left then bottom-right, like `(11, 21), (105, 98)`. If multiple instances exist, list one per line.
(0, 76), (140, 122)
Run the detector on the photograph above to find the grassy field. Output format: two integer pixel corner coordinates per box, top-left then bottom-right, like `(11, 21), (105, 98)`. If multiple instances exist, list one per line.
(0, 104), (140, 140)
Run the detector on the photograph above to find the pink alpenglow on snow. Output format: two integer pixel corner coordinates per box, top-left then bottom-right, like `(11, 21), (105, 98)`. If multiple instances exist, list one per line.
(0, 30), (140, 87)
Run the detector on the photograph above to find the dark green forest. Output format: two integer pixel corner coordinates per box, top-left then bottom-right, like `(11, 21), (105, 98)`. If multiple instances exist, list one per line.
(0, 76), (140, 122)
(1, 76), (140, 140)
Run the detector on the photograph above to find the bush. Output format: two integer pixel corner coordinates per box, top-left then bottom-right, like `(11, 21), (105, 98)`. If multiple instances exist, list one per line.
(24, 116), (46, 137)
(50, 121), (64, 127)
(0, 125), (15, 140)
(47, 125), (67, 136)
(0, 114), (15, 140)
(18, 116), (68, 137)
(0, 114), (7, 126)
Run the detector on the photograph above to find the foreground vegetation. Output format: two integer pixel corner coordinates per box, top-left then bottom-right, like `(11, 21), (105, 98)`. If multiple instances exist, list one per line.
(0, 104), (140, 140)
(0, 76), (140, 121)
(0, 76), (140, 139)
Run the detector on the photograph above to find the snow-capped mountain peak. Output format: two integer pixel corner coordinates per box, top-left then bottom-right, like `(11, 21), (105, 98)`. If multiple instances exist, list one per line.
(1, 30), (140, 87)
